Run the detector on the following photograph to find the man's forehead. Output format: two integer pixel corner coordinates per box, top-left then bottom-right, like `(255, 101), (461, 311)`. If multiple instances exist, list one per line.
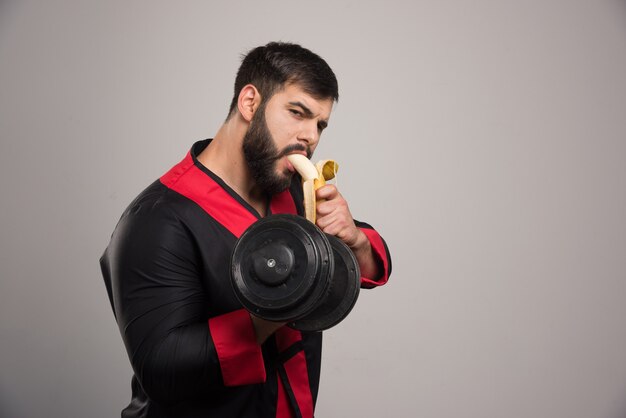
(276, 84), (334, 118)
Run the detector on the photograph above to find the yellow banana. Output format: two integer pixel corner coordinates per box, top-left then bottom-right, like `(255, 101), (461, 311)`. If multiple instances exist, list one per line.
(286, 154), (339, 224)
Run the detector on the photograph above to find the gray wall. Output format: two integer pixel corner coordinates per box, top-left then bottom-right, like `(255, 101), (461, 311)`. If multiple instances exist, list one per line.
(1, 1), (625, 417)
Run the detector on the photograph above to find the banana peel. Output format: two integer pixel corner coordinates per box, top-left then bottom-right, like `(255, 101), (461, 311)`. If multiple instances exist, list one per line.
(287, 155), (339, 224)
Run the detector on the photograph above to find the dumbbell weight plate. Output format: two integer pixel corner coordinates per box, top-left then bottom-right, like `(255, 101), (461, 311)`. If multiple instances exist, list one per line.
(231, 214), (333, 322)
(291, 234), (361, 332)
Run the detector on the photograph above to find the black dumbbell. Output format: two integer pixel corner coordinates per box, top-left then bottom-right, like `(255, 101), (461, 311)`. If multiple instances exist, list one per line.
(230, 214), (360, 331)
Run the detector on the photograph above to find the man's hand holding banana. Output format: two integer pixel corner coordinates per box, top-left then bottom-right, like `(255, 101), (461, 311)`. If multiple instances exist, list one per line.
(287, 155), (381, 279)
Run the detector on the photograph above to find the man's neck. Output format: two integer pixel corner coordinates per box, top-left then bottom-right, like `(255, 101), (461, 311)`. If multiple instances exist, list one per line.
(196, 118), (268, 216)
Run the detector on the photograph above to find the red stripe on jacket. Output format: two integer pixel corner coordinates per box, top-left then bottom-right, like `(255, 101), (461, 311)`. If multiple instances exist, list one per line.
(359, 227), (391, 288)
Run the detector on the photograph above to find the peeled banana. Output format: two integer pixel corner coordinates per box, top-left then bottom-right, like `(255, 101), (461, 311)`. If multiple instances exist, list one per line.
(287, 154), (338, 224)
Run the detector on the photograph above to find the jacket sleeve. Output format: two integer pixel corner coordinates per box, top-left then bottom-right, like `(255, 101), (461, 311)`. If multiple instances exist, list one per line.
(100, 203), (265, 405)
(354, 220), (392, 288)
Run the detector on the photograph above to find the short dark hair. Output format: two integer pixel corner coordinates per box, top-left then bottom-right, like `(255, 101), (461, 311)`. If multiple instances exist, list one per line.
(227, 42), (339, 118)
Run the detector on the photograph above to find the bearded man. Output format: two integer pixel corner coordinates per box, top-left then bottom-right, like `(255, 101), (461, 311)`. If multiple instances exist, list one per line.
(100, 42), (391, 418)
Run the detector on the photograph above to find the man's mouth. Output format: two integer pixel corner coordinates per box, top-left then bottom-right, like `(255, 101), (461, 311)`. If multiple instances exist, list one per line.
(285, 151), (305, 173)
(277, 144), (310, 160)
(289, 150), (308, 158)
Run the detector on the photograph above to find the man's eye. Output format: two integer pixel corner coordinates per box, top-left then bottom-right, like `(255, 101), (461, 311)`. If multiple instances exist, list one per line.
(289, 109), (302, 117)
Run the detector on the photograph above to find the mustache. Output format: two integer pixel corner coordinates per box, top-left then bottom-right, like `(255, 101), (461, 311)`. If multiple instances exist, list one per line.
(271, 143), (312, 160)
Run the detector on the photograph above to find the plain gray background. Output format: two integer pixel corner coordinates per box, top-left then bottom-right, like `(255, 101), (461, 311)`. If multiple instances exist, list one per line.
(1, 1), (625, 417)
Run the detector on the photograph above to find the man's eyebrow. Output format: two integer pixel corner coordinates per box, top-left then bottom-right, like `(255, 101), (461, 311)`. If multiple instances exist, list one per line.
(288, 101), (314, 117)
(289, 101), (329, 129)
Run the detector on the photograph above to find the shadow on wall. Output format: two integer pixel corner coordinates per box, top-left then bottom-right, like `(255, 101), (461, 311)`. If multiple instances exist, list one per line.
(0, 393), (18, 418)
(0, 0), (18, 17)
(0, 0), (18, 40)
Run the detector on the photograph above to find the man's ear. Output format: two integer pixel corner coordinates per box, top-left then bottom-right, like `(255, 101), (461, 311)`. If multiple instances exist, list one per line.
(237, 84), (261, 122)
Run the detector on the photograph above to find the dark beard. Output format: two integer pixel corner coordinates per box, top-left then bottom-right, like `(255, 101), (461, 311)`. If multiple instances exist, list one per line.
(242, 105), (310, 195)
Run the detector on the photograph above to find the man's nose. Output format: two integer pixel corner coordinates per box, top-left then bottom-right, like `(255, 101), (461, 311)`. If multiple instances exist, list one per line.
(297, 121), (320, 147)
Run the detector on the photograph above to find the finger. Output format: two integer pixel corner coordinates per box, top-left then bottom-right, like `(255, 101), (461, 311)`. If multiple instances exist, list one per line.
(317, 198), (352, 223)
(320, 220), (357, 245)
(316, 211), (336, 230)
(316, 206), (346, 230)
(315, 199), (338, 216)
(316, 184), (338, 200)
(316, 192), (349, 215)
(317, 210), (353, 234)
(317, 216), (340, 235)
(317, 203), (349, 225)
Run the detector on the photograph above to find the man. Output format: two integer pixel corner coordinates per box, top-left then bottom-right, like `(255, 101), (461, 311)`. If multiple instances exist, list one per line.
(100, 42), (391, 418)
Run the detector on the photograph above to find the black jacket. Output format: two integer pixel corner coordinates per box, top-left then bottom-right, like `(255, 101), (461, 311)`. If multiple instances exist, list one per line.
(100, 140), (391, 417)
